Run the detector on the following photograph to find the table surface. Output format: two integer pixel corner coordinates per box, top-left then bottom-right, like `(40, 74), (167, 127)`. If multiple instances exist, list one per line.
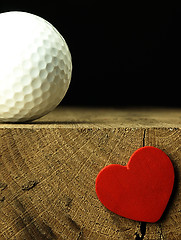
(0, 106), (181, 128)
(0, 107), (181, 239)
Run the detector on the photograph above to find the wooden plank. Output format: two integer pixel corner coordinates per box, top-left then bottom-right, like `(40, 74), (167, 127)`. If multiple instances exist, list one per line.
(0, 107), (181, 239)
(1, 107), (181, 128)
(144, 128), (181, 240)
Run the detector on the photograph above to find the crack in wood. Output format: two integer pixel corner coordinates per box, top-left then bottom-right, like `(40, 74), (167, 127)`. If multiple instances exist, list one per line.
(159, 223), (164, 240)
(76, 228), (84, 240)
(0, 196), (5, 202)
(66, 215), (81, 232)
(143, 129), (146, 147)
(134, 222), (146, 240)
(0, 182), (7, 190)
(134, 129), (147, 239)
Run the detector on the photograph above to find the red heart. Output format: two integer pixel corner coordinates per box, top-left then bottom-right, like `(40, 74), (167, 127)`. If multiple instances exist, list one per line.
(95, 146), (174, 223)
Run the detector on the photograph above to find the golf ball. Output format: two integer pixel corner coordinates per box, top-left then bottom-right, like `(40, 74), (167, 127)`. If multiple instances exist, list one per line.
(0, 11), (72, 122)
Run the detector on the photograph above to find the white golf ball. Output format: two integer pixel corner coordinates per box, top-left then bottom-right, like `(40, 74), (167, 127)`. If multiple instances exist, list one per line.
(0, 11), (72, 122)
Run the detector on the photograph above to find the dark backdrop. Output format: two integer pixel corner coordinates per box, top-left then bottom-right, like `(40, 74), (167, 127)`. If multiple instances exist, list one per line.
(1, 2), (181, 107)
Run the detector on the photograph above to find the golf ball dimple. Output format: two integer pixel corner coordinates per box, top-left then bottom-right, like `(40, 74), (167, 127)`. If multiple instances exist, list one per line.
(0, 11), (72, 122)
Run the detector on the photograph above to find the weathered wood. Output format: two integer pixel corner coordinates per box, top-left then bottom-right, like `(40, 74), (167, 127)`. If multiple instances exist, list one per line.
(1, 107), (181, 128)
(144, 129), (181, 240)
(0, 107), (181, 239)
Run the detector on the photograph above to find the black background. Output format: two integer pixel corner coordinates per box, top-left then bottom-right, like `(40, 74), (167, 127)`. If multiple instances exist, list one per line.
(1, 2), (181, 107)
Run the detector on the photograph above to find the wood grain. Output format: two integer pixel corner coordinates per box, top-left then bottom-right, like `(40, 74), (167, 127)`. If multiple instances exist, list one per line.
(145, 128), (181, 240)
(0, 107), (181, 239)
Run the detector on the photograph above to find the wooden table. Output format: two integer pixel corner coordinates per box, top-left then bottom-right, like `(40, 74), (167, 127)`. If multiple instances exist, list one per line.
(0, 107), (181, 239)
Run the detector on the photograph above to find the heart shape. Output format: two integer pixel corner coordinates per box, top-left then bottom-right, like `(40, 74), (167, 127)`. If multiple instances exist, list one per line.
(95, 146), (174, 222)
